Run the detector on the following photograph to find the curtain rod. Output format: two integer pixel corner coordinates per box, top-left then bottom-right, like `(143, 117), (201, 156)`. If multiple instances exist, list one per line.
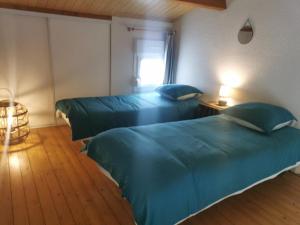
(126, 26), (175, 34)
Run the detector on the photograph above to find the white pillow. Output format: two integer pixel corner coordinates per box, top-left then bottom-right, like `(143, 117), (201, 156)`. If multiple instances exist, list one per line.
(177, 93), (201, 101)
(222, 114), (295, 132)
(222, 115), (264, 132)
(273, 120), (295, 130)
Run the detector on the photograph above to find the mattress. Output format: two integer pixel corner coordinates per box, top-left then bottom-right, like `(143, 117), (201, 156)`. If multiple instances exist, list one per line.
(86, 115), (300, 225)
(56, 92), (199, 141)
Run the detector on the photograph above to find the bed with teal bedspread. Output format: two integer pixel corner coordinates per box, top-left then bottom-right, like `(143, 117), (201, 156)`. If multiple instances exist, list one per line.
(87, 115), (300, 225)
(56, 92), (199, 140)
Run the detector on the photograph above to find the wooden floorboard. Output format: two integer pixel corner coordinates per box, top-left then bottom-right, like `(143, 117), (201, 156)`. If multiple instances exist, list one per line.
(0, 126), (299, 225)
(9, 152), (30, 225)
(38, 128), (91, 225)
(57, 126), (135, 225)
(0, 153), (13, 225)
(18, 150), (45, 225)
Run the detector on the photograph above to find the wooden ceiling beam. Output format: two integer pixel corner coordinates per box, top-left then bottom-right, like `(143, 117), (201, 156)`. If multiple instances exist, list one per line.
(0, 3), (112, 20)
(178, 0), (227, 10)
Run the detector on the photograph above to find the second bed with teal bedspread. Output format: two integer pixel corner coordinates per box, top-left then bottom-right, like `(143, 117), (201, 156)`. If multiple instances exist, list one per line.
(87, 116), (300, 225)
(56, 92), (199, 140)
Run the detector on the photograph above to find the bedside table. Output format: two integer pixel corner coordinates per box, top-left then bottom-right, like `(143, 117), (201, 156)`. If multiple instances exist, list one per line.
(197, 101), (229, 118)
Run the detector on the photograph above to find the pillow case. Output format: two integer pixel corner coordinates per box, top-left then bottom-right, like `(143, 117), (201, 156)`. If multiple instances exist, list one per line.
(155, 84), (202, 101)
(222, 102), (297, 133)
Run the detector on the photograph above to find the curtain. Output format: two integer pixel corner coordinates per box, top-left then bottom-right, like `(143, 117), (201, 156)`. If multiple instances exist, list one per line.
(163, 32), (176, 84)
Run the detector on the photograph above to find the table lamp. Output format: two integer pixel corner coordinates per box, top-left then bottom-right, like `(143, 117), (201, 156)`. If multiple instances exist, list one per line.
(218, 85), (231, 106)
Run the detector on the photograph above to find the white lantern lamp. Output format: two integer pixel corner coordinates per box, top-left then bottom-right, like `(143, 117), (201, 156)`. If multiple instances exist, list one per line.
(0, 89), (30, 145)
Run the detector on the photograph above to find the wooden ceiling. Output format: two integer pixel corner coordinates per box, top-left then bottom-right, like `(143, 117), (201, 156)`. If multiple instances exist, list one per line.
(0, 0), (226, 21)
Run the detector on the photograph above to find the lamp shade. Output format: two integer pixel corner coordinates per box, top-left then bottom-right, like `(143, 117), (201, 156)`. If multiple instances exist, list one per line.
(219, 85), (231, 98)
(0, 100), (30, 145)
(218, 85), (232, 106)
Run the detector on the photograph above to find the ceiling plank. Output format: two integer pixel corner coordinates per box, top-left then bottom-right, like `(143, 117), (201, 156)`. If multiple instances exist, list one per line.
(178, 0), (226, 10)
(0, 0), (226, 21)
(0, 3), (112, 20)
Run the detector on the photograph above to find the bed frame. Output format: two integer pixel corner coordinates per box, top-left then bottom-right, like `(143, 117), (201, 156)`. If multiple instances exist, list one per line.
(56, 110), (92, 146)
(56, 110), (70, 126)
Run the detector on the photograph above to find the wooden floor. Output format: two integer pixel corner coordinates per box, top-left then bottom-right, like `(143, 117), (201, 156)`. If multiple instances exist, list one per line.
(0, 126), (300, 225)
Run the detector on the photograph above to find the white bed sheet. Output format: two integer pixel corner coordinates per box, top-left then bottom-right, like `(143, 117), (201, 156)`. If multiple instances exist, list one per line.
(56, 109), (71, 127)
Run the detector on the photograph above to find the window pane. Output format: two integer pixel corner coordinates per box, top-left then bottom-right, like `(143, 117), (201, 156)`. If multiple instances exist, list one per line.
(139, 58), (165, 86)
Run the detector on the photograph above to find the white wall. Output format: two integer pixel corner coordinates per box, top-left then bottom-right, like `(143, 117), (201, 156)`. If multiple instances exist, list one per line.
(49, 18), (110, 99)
(0, 9), (172, 126)
(175, 0), (300, 120)
(111, 17), (172, 95)
(0, 9), (111, 127)
(0, 13), (55, 127)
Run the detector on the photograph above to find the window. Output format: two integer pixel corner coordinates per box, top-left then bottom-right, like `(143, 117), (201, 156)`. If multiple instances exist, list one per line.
(138, 58), (165, 86)
(134, 40), (165, 90)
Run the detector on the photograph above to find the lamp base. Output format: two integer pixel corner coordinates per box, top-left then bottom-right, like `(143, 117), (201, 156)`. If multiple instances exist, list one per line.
(218, 100), (227, 106)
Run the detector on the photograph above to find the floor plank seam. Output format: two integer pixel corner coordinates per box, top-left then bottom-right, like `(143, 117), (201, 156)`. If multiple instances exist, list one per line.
(60, 128), (126, 225)
(39, 129), (78, 225)
(8, 154), (15, 225)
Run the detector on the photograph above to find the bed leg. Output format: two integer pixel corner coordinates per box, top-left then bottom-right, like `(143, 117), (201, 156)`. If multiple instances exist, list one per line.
(292, 165), (300, 175)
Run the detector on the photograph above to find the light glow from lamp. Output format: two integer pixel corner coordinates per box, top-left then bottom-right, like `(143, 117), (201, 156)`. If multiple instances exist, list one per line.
(218, 65), (246, 88)
(7, 107), (14, 129)
(217, 65), (247, 106)
(0, 89), (13, 151)
(9, 155), (20, 168)
(218, 85), (233, 106)
(219, 85), (231, 98)
(221, 72), (242, 88)
(0, 101), (29, 145)
(0, 89), (29, 147)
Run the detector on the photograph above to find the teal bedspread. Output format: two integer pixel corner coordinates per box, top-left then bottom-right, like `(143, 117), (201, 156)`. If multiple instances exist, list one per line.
(56, 92), (198, 140)
(87, 116), (300, 225)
